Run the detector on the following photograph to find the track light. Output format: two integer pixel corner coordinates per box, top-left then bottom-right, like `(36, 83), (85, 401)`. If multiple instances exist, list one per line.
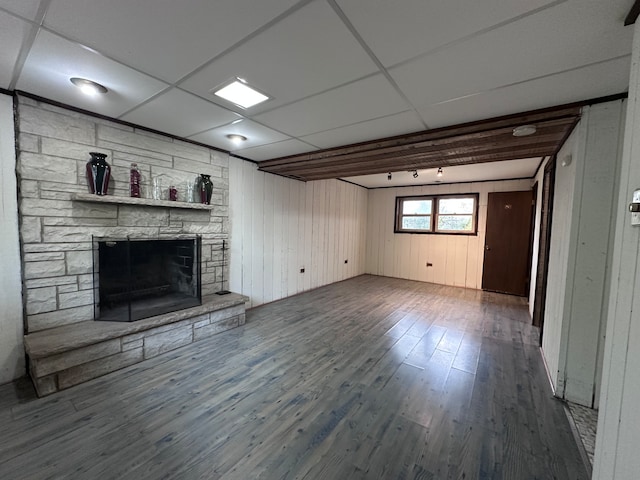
(388, 172), (392, 181)
(412, 170), (419, 179)
(437, 167), (443, 177)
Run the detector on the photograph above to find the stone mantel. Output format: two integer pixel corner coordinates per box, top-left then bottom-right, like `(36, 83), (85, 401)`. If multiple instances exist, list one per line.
(72, 192), (217, 210)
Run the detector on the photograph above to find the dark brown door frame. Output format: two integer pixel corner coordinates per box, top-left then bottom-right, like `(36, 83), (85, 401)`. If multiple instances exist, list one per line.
(532, 156), (557, 345)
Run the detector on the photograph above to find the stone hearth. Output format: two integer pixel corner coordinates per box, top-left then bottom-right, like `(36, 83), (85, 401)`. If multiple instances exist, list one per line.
(25, 293), (247, 396)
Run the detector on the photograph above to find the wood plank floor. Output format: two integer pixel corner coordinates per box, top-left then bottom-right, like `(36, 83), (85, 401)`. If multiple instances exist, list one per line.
(0, 275), (588, 479)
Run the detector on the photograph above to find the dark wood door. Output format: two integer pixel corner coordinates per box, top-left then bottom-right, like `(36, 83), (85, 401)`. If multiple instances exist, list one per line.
(482, 190), (534, 296)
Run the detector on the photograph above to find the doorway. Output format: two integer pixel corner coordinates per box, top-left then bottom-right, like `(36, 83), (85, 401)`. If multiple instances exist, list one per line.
(482, 190), (534, 296)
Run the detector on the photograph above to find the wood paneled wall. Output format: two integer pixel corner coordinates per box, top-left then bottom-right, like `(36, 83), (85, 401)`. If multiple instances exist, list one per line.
(541, 100), (626, 408)
(229, 160), (368, 308)
(0, 94), (24, 383)
(365, 179), (532, 289)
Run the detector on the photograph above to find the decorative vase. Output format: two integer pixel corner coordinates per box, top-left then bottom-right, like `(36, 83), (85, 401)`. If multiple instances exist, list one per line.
(199, 174), (213, 205)
(86, 152), (111, 195)
(130, 163), (141, 198)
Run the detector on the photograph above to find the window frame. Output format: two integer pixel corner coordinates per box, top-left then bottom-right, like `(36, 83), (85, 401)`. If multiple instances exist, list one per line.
(394, 193), (479, 235)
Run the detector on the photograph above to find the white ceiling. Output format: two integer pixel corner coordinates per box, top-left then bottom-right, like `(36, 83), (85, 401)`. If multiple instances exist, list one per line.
(0, 0), (634, 187)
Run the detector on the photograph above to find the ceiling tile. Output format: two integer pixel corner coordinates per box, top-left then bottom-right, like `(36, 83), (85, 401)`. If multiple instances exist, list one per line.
(253, 74), (409, 137)
(120, 88), (240, 138)
(232, 138), (317, 162)
(42, 0), (301, 83)
(418, 56), (631, 129)
(180, 0), (378, 113)
(0, 0), (41, 20)
(336, 0), (558, 67)
(16, 30), (169, 117)
(300, 111), (424, 149)
(188, 119), (291, 152)
(0, 13), (32, 88)
(390, 0), (633, 109)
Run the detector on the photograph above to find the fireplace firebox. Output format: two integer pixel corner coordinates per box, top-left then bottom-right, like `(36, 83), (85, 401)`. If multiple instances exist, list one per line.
(94, 237), (202, 322)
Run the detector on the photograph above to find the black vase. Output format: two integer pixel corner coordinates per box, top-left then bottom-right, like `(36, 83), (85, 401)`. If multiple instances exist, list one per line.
(86, 152), (111, 195)
(199, 174), (213, 205)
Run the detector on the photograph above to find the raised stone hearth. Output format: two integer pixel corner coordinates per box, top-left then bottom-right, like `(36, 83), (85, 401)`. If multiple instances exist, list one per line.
(25, 293), (248, 396)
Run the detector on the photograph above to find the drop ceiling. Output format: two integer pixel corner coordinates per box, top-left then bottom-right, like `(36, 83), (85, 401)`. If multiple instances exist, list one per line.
(0, 0), (634, 187)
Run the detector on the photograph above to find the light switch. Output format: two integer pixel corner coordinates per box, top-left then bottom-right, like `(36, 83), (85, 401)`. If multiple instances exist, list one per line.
(631, 189), (640, 226)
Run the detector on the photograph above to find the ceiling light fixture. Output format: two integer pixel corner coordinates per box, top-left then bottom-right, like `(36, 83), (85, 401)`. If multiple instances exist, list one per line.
(437, 167), (443, 177)
(512, 125), (537, 137)
(70, 77), (108, 96)
(226, 134), (248, 144)
(213, 78), (269, 109)
(388, 172), (392, 181)
(412, 170), (419, 179)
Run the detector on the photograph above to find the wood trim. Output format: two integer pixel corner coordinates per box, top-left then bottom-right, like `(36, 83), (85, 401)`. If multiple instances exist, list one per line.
(533, 156), (557, 342)
(625, 0), (640, 25)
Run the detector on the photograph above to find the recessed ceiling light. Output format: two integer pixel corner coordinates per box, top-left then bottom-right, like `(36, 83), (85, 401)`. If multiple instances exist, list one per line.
(70, 77), (108, 96)
(213, 78), (269, 109)
(512, 125), (537, 137)
(226, 134), (248, 144)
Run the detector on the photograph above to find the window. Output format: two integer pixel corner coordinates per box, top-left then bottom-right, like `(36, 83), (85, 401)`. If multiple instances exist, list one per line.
(395, 194), (478, 235)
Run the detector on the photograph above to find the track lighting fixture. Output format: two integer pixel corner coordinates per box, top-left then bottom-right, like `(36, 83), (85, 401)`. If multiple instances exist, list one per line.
(388, 172), (392, 181)
(412, 170), (419, 179)
(437, 167), (443, 177)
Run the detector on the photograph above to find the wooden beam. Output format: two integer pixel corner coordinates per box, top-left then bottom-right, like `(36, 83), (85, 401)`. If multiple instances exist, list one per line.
(625, 0), (640, 25)
(260, 134), (564, 176)
(258, 106), (580, 168)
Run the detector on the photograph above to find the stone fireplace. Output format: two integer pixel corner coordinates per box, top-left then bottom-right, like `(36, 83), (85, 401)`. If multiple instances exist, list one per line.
(15, 94), (247, 396)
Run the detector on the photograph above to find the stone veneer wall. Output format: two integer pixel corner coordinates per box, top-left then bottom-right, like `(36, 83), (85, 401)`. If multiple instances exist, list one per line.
(16, 95), (229, 333)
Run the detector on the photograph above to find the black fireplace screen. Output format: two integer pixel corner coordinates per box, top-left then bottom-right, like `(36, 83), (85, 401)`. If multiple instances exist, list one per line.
(94, 237), (202, 322)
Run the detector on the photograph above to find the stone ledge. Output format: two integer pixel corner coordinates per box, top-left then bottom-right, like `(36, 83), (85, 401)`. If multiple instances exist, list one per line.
(24, 293), (248, 397)
(72, 192), (217, 210)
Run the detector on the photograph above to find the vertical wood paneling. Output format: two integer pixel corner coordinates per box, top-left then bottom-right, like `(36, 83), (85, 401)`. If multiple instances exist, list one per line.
(251, 171), (265, 305)
(229, 160), (368, 307)
(594, 23), (640, 478)
(287, 181), (299, 297)
(241, 161), (255, 307)
(263, 175), (275, 303)
(0, 94), (25, 383)
(364, 179), (532, 290)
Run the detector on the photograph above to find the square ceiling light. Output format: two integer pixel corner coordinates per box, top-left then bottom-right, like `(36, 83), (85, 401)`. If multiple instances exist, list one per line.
(212, 78), (269, 109)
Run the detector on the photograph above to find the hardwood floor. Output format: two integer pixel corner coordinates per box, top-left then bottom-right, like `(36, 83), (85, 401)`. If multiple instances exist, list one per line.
(0, 275), (588, 479)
